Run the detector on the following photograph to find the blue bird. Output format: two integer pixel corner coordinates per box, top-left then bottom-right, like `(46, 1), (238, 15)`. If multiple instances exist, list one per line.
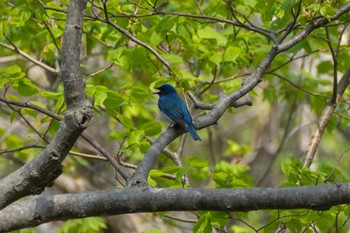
(154, 84), (202, 141)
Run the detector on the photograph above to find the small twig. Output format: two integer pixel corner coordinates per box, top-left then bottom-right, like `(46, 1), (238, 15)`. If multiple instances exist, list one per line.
(193, 0), (205, 15)
(277, 0), (302, 43)
(68, 151), (107, 161)
(89, 5), (174, 76)
(212, 72), (251, 84)
(188, 91), (252, 111)
(0, 144), (45, 154)
(325, 145), (350, 182)
(176, 134), (186, 157)
(101, 0), (109, 20)
(325, 26), (338, 105)
(18, 109), (49, 143)
(199, 64), (222, 96)
(268, 72), (328, 98)
(188, 92), (214, 110)
(0, 38), (58, 74)
(42, 20), (62, 54)
(84, 63), (114, 78)
(163, 214), (197, 223)
(268, 50), (321, 74)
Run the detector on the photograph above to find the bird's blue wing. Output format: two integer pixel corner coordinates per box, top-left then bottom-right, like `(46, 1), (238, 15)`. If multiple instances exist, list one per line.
(158, 93), (188, 126)
(158, 92), (201, 141)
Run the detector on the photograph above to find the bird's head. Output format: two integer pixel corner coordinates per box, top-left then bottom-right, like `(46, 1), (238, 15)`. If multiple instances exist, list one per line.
(153, 84), (177, 96)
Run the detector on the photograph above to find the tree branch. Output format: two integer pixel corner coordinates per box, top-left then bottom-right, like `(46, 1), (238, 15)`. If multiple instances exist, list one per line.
(0, 0), (92, 210)
(90, 7), (174, 76)
(1, 183), (350, 231)
(303, 66), (350, 167)
(0, 97), (131, 181)
(0, 41), (59, 74)
(278, 1), (350, 52)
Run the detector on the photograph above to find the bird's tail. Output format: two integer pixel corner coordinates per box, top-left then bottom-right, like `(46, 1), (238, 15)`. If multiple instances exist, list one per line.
(186, 124), (202, 141)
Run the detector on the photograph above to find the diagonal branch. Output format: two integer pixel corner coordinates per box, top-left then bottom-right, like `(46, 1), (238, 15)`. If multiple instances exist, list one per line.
(303, 66), (350, 167)
(0, 41), (59, 74)
(90, 2), (174, 76)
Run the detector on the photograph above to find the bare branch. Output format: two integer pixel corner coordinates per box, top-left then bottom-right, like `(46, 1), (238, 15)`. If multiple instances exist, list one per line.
(268, 73), (328, 98)
(1, 183), (350, 231)
(0, 41), (58, 74)
(0, 144), (45, 154)
(325, 26), (338, 105)
(303, 66), (350, 167)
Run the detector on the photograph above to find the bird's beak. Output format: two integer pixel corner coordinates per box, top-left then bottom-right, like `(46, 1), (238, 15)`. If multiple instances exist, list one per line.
(153, 88), (160, 95)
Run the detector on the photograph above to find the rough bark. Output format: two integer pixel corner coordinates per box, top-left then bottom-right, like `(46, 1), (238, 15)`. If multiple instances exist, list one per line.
(1, 183), (350, 231)
(0, 0), (92, 210)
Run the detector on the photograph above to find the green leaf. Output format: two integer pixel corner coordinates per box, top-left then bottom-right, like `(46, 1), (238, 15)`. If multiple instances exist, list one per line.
(317, 60), (333, 75)
(326, 115), (337, 133)
(144, 228), (167, 233)
(10, 111), (17, 123)
(213, 172), (250, 188)
(130, 86), (151, 100)
(128, 129), (145, 145)
(162, 53), (184, 64)
(104, 91), (125, 115)
(175, 166), (189, 183)
(222, 46), (241, 62)
(193, 213), (212, 233)
(48, 119), (60, 135)
(208, 51), (222, 65)
(117, 114), (134, 129)
(150, 169), (166, 178)
(56, 217), (106, 233)
(320, 2), (336, 19)
(161, 165), (180, 174)
(185, 156), (208, 168)
(40, 91), (62, 99)
(94, 91), (107, 107)
(54, 96), (65, 113)
(14, 78), (39, 96)
(21, 108), (38, 118)
(197, 26), (227, 45)
(148, 176), (158, 186)
(140, 121), (162, 136)
(2, 65), (24, 77)
(208, 211), (229, 227)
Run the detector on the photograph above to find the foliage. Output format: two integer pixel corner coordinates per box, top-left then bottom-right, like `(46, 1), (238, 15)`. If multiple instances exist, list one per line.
(0, 0), (350, 232)
(56, 217), (107, 233)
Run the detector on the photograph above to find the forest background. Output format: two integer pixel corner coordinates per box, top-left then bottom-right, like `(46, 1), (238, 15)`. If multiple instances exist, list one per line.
(1, 0), (350, 232)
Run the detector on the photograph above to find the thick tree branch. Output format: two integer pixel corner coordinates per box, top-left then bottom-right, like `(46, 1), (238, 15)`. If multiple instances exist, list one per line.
(0, 0), (92, 210)
(61, 1), (89, 109)
(1, 183), (350, 231)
